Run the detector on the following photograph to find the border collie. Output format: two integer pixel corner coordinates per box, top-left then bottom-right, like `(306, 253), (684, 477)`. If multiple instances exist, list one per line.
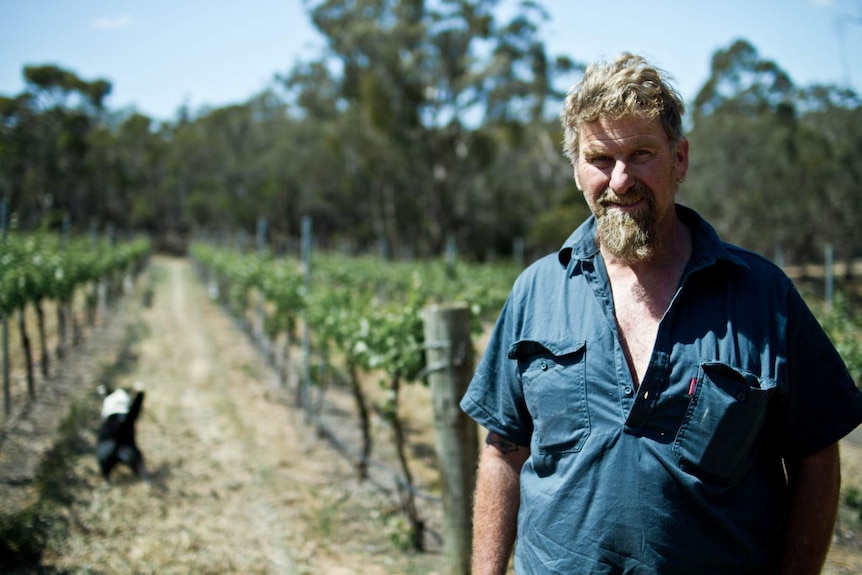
(97, 384), (147, 482)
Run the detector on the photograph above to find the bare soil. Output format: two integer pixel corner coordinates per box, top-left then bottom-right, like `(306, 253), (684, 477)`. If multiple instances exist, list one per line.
(1, 255), (862, 574)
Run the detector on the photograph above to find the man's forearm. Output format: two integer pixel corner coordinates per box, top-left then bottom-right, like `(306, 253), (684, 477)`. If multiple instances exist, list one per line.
(472, 433), (528, 575)
(780, 443), (841, 575)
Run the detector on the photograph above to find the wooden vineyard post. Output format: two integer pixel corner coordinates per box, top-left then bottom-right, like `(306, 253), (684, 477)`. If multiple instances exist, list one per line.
(423, 303), (477, 575)
(255, 216), (267, 348)
(2, 197), (9, 417)
(300, 215), (312, 414)
(825, 243), (834, 311)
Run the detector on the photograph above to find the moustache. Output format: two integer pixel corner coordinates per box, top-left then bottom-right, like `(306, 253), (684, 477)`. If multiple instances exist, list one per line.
(598, 181), (654, 208)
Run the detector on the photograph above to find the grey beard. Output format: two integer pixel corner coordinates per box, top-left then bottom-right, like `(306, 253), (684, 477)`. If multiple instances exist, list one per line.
(595, 185), (658, 263)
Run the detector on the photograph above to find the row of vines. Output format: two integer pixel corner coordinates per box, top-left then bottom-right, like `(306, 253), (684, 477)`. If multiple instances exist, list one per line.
(189, 242), (520, 550)
(810, 289), (862, 386)
(1, 232), (151, 414)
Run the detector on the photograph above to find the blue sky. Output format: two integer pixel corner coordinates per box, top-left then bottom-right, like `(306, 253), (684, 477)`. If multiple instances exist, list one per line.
(2, 0), (860, 122)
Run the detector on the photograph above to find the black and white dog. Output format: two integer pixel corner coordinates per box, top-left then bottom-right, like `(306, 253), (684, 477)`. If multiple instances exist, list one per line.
(97, 384), (147, 482)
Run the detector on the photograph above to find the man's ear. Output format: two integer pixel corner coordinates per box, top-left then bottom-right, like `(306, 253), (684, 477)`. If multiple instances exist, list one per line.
(573, 161), (582, 191)
(675, 137), (689, 182)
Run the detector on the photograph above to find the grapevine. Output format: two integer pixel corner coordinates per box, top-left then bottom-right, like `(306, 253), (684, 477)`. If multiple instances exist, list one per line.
(1, 232), (150, 409)
(190, 242), (520, 548)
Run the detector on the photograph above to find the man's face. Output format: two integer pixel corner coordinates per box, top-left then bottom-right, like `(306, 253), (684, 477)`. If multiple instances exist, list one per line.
(575, 115), (688, 263)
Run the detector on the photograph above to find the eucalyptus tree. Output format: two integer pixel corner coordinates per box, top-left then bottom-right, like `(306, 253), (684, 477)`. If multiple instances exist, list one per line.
(286, 0), (579, 258)
(0, 93), (40, 221)
(795, 85), (862, 266)
(685, 39), (800, 259)
(0, 64), (111, 230)
(296, 0), (432, 255)
(280, 60), (367, 248)
(686, 39), (862, 264)
(421, 0), (580, 258)
(80, 112), (166, 234)
(244, 90), (306, 245)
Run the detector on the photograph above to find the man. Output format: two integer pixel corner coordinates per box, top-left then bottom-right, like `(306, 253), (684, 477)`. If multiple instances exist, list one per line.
(460, 53), (862, 574)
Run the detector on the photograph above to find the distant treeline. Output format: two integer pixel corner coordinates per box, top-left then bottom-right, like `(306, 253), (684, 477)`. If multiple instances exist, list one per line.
(1, 1), (860, 264)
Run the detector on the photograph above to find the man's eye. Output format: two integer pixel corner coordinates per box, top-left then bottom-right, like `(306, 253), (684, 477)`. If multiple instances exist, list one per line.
(588, 156), (612, 167)
(632, 150), (653, 161)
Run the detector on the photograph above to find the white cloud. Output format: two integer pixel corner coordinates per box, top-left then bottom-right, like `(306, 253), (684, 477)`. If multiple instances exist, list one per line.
(90, 15), (134, 31)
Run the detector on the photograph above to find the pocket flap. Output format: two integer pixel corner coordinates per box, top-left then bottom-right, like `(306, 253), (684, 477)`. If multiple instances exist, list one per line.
(508, 339), (585, 359)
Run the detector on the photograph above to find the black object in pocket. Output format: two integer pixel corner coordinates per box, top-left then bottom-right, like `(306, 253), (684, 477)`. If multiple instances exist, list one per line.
(674, 362), (776, 484)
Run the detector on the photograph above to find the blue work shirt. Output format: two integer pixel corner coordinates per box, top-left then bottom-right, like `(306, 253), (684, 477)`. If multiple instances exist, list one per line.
(461, 204), (862, 574)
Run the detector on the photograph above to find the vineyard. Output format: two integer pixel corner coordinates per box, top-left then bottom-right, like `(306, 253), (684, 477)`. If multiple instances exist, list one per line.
(189, 242), (521, 555)
(1, 232), (150, 415)
(1, 234), (862, 573)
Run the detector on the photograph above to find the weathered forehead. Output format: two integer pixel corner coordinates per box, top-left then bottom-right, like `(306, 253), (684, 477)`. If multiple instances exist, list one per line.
(578, 115), (669, 154)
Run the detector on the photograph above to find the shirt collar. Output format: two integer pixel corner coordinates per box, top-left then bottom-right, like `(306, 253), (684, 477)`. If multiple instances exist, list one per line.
(557, 204), (748, 271)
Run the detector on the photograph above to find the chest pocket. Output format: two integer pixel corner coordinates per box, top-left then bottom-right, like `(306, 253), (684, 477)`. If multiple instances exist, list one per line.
(510, 339), (589, 454)
(673, 362), (777, 484)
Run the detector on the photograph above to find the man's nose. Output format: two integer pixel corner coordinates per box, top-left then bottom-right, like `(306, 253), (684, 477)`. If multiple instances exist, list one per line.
(610, 161), (635, 194)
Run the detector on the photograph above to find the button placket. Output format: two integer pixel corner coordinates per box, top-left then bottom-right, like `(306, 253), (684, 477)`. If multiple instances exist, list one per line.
(625, 352), (669, 431)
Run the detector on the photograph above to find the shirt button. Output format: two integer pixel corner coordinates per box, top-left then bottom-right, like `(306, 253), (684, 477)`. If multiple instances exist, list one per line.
(624, 386), (633, 396)
(540, 361), (548, 371)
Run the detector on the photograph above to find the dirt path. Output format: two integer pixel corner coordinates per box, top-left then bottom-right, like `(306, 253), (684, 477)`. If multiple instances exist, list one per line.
(2, 256), (440, 574)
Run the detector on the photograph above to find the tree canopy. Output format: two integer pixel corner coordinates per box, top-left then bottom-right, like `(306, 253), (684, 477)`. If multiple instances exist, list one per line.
(685, 39), (862, 263)
(1, 5), (860, 265)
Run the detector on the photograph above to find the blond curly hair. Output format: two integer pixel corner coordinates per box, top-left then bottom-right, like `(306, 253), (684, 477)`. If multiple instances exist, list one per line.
(561, 53), (686, 162)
